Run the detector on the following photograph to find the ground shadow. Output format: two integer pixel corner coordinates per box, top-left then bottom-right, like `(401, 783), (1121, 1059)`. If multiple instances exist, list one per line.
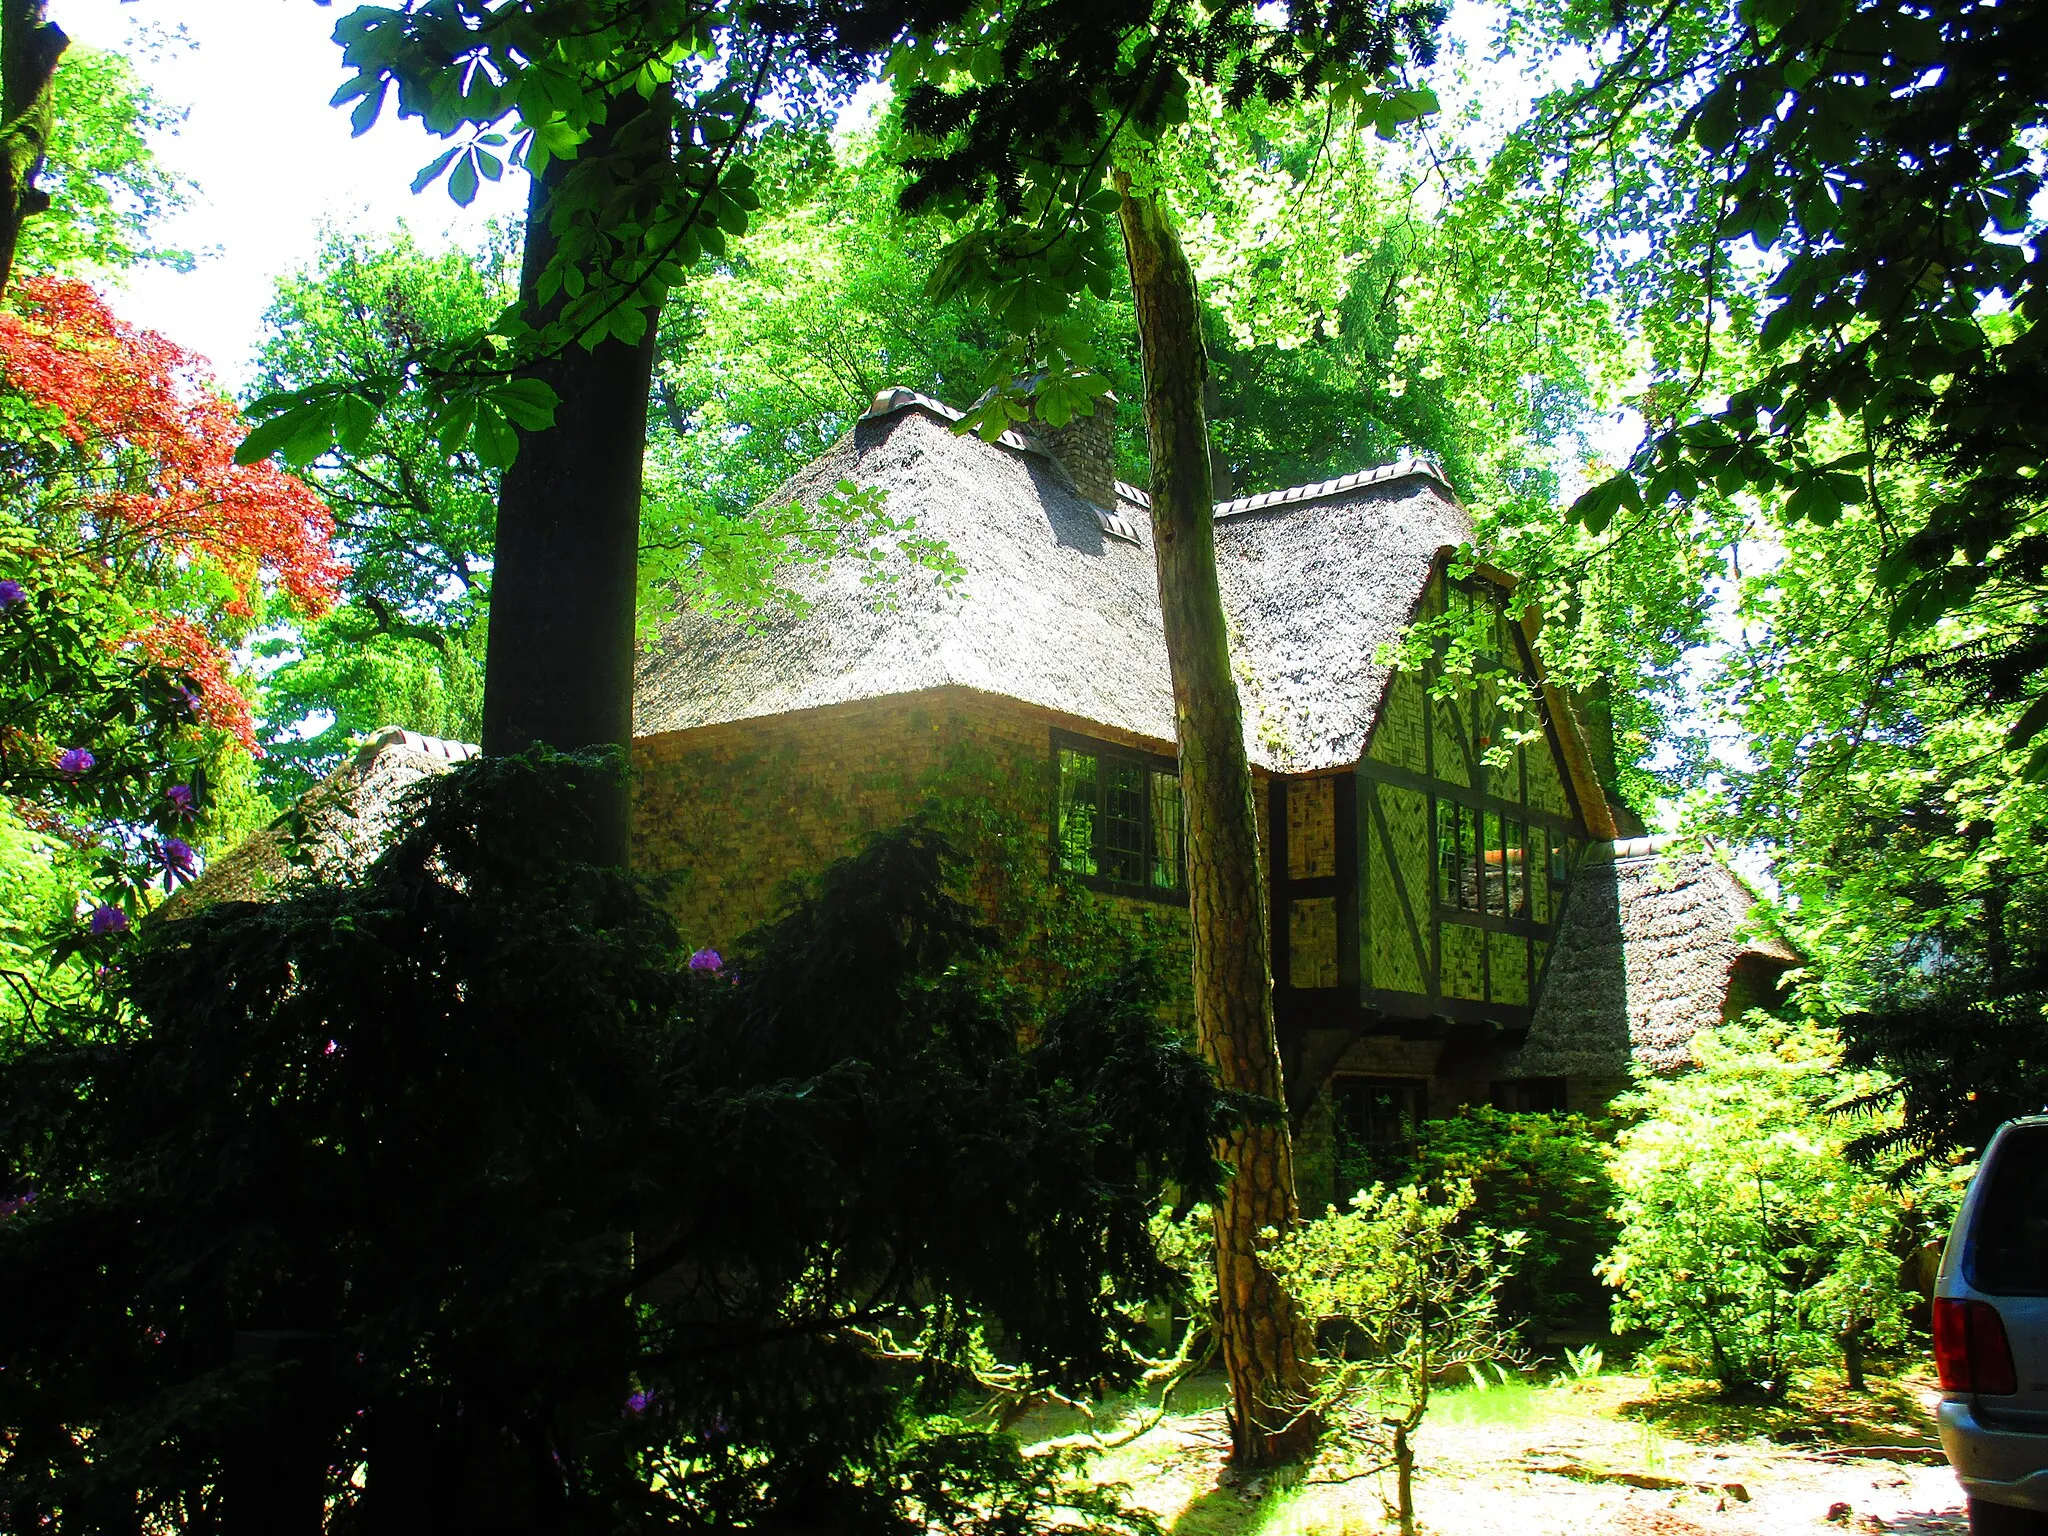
(1167, 1482), (1266, 1536)
(1877, 1511), (1969, 1536)
(1616, 1370), (1943, 1453)
(1168, 1469), (1321, 1536)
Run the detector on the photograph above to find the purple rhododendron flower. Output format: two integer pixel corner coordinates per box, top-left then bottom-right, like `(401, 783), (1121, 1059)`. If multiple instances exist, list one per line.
(624, 1390), (650, 1416)
(89, 905), (129, 937)
(0, 1189), (36, 1220)
(687, 948), (722, 973)
(56, 747), (93, 776)
(161, 836), (196, 893)
(323, 1039), (341, 1058)
(0, 579), (24, 611)
(165, 784), (196, 816)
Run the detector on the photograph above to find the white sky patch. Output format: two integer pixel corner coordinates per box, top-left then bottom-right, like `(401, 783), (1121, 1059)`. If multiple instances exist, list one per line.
(49, 0), (527, 387)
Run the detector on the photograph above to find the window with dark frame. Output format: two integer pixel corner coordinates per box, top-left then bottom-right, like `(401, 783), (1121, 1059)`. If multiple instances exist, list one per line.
(1491, 1077), (1569, 1114)
(1331, 1077), (1429, 1191)
(1437, 795), (1535, 920)
(1055, 739), (1186, 898)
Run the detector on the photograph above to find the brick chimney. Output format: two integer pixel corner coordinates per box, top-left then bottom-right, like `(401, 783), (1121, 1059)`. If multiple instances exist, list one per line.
(1032, 392), (1120, 509)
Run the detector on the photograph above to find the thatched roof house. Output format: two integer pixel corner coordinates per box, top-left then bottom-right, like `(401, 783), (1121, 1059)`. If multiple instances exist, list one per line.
(190, 385), (1795, 1202)
(1502, 836), (1799, 1087)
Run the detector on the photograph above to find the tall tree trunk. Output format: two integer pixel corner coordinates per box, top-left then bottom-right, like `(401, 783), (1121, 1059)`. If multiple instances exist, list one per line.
(0, 0), (65, 297)
(481, 94), (663, 867)
(1116, 172), (1315, 1467)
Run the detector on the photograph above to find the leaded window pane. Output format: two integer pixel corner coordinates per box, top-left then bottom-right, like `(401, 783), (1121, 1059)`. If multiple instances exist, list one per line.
(1056, 748), (1097, 876)
(1438, 800), (1461, 908)
(1100, 759), (1147, 885)
(1149, 770), (1184, 890)
(1482, 809), (1505, 914)
(1506, 819), (1528, 918)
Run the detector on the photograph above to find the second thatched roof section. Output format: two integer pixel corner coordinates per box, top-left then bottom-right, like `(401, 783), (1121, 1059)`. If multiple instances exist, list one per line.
(1503, 837), (1801, 1081)
(162, 729), (477, 914)
(633, 391), (1471, 774)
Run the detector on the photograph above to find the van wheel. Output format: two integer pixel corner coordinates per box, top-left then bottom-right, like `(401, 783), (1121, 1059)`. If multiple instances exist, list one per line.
(1971, 1499), (2048, 1535)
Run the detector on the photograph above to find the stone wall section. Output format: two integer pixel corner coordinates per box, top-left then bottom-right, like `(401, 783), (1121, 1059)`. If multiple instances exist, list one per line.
(631, 684), (1209, 953)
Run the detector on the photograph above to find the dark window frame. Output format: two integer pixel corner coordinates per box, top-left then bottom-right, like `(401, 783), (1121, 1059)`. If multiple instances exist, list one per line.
(1331, 1075), (1431, 1185)
(1430, 785), (1555, 936)
(1491, 1076), (1570, 1114)
(1050, 730), (1189, 904)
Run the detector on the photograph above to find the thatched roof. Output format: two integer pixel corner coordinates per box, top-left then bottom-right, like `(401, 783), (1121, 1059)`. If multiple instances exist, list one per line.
(1503, 837), (1800, 1080)
(633, 391), (1470, 774)
(165, 729), (475, 913)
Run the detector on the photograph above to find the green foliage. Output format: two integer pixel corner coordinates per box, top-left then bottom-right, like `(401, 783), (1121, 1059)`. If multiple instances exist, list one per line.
(1528, 0), (2048, 764)
(1599, 1020), (1936, 1402)
(255, 604), (488, 794)
(0, 749), (1230, 1526)
(0, 537), (216, 920)
(1699, 462), (2048, 1148)
(15, 41), (191, 280)
(0, 805), (98, 1040)
(1400, 1107), (1618, 1333)
(1270, 1181), (1524, 1533)
(1833, 963), (2048, 1182)
(644, 125), (1138, 516)
(247, 227), (514, 791)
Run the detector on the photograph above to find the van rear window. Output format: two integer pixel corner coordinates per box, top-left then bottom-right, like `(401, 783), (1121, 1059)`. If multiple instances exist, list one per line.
(1971, 1127), (2048, 1296)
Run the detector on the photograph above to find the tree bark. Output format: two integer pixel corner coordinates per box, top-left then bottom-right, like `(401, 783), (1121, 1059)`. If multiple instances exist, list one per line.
(1842, 1321), (1868, 1393)
(1116, 172), (1315, 1467)
(0, 0), (66, 298)
(481, 94), (664, 866)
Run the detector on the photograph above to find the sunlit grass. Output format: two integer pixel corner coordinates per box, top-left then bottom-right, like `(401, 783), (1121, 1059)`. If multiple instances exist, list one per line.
(1246, 1478), (1381, 1536)
(1423, 1375), (1557, 1430)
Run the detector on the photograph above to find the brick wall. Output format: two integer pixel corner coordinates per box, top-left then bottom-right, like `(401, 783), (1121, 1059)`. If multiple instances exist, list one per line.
(1033, 398), (1121, 509)
(631, 685), (1200, 959)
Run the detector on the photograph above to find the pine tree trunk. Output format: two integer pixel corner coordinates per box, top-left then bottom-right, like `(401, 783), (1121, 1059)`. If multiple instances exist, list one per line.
(0, 0), (66, 297)
(1116, 172), (1315, 1467)
(480, 95), (663, 867)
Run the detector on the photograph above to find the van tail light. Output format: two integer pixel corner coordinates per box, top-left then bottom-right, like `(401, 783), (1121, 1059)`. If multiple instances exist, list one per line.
(1935, 1298), (2019, 1395)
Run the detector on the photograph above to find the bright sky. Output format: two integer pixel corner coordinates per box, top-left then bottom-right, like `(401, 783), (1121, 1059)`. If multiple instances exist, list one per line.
(48, 0), (529, 387)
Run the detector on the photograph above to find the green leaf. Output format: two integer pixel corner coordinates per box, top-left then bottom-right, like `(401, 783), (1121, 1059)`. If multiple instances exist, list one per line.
(349, 81), (388, 138)
(449, 151), (481, 207)
(489, 378), (559, 432)
(334, 393), (381, 456)
(410, 145), (461, 196)
(1568, 474), (1641, 535)
(472, 408), (520, 471)
(435, 399), (477, 457)
(2006, 695), (2048, 754)
(234, 411), (307, 467)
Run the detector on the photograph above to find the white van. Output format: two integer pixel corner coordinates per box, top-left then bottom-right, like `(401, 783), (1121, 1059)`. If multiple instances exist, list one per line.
(1937, 1116), (2048, 1534)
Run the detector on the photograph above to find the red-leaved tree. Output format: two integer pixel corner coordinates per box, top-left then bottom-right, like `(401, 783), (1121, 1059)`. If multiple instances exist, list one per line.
(0, 278), (342, 935)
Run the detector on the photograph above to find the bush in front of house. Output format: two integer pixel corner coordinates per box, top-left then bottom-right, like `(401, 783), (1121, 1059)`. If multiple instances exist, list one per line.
(1598, 1018), (1926, 1401)
(0, 747), (1228, 1531)
(1403, 1106), (1618, 1335)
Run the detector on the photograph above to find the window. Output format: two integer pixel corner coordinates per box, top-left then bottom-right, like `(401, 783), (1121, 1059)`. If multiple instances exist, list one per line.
(1332, 1077), (1428, 1192)
(1438, 798), (1532, 920)
(1491, 1077), (1568, 1114)
(1056, 740), (1185, 897)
